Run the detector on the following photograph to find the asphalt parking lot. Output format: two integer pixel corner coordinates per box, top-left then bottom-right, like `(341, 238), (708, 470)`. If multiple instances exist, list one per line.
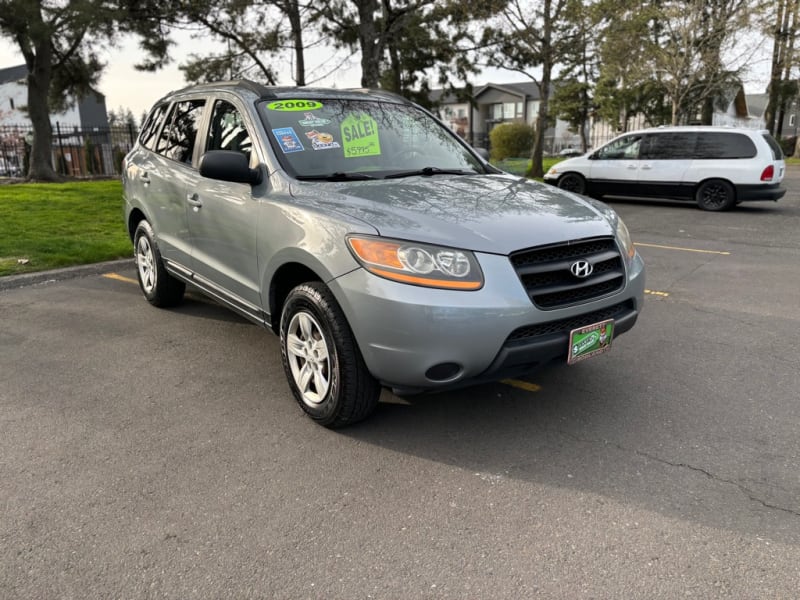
(1, 175), (799, 598)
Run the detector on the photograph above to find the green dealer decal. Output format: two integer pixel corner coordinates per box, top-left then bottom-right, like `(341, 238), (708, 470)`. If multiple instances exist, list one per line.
(341, 113), (381, 158)
(267, 100), (323, 112)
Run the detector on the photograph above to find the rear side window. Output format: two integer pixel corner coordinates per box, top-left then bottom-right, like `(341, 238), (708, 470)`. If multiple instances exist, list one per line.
(694, 133), (756, 159)
(761, 133), (784, 160)
(641, 132), (697, 160)
(139, 104), (168, 151)
(155, 99), (206, 164)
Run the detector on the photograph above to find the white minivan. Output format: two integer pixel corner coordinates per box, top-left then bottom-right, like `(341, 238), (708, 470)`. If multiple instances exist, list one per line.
(544, 127), (786, 211)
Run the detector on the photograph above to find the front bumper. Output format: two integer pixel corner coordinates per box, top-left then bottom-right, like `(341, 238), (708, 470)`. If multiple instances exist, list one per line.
(329, 251), (645, 392)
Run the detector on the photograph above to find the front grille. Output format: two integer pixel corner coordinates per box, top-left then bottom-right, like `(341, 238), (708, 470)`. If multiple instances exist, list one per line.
(507, 300), (634, 342)
(510, 237), (625, 309)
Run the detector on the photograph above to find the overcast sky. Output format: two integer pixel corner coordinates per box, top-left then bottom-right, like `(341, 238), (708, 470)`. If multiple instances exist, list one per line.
(1, 29), (771, 122)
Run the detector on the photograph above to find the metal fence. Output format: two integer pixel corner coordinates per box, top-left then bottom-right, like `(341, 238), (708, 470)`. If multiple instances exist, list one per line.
(0, 122), (139, 178)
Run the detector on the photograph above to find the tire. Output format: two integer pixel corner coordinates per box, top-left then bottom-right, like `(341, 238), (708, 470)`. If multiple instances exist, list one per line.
(280, 282), (380, 428)
(133, 220), (185, 307)
(557, 173), (587, 195)
(695, 179), (735, 211)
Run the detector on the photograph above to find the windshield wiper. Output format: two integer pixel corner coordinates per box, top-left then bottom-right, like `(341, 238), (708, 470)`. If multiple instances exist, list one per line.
(384, 167), (473, 180)
(295, 171), (377, 181)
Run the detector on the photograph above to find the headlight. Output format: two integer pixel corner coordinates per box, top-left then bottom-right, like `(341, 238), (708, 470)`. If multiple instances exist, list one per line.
(616, 217), (635, 260)
(347, 235), (484, 290)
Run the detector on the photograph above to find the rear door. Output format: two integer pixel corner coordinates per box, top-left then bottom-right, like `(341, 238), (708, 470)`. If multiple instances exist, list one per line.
(127, 102), (194, 270)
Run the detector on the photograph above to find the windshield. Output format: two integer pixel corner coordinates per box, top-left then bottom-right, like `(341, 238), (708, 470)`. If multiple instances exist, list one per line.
(257, 98), (484, 179)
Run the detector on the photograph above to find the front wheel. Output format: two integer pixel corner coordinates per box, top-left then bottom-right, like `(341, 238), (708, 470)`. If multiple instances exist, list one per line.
(280, 282), (380, 428)
(695, 179), (735, 211)
(557, 173), (587, 195)
(133, 220), (185, 307)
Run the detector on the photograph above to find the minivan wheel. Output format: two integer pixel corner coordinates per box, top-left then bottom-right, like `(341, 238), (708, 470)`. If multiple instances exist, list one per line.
(696, 179), (735, 211)
(133, 220), (185, 307)
(557, 173), (587, 195)
(280, 282), (380, 428)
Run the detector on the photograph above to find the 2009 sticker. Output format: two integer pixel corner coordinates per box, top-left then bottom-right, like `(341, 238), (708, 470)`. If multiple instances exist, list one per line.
(267, 100), (323, 112)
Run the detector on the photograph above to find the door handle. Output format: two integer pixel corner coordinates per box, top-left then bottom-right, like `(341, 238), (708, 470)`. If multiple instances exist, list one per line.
(186, 193), (203, 208)
(640, 164), (652, 170)
(626, 164), (637, 170)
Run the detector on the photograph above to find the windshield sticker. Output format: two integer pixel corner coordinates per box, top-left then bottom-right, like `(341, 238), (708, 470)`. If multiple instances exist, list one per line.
(298, 112), (332, 127)
(305, 130), (341, 151)
(272, 127), (304, 153)
(267, 100), (323, 112)
(341, 113), (381, 158)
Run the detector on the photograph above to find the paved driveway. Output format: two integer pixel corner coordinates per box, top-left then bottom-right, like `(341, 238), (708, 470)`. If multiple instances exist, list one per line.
(1, 176), (799, 598)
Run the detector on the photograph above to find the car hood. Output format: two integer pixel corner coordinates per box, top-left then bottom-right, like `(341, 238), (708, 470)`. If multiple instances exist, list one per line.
(289, 173), (616, 255)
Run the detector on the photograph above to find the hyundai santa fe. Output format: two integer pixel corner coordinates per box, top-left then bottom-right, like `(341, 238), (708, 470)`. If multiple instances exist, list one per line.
(123, 80), (645, 427)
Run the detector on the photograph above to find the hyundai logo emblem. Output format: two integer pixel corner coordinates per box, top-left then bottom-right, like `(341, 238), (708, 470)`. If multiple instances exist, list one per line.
(570, 259), (593, 278)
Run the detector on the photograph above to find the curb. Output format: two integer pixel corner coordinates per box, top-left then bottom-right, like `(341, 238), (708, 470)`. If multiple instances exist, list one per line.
(0, 258), (135, 292)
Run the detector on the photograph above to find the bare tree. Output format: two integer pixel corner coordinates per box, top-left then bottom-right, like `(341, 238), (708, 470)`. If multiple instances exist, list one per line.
(480, 0), (570, 177)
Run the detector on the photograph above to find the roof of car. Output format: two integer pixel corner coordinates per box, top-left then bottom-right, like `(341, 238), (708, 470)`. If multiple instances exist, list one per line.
(624, 125), (769, 136)
(159, 79), (412, 106)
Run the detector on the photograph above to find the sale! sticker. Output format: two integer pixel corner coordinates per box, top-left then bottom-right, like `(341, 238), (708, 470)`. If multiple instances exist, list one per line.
(340, 113), (381, 158)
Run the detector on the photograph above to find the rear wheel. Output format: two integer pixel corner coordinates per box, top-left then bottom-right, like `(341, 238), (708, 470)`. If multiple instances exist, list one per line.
(280, 282), (380, 428)
(133, 220), (185, 307)
(695, 179), (735, 211)
(557, 173), (587, 195)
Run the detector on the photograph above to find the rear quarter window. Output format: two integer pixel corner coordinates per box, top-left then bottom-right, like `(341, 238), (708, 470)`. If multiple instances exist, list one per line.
(139, 104), (169, 151)
(761, 134), (784, 160)
(694, 132), (756, 159)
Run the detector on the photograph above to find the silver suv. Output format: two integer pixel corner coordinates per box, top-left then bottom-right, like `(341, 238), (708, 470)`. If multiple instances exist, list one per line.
(123, 81), (645, 427)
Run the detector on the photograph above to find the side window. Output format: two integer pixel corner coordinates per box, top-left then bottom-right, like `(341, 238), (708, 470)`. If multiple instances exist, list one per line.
(206, 100), (253, 163)
(641, 132), (697, 160)
(139, 104), (168, 151)
(596, 135), (642, 160)
(695, 133), (756, 159)
(156, 99), (206, 164)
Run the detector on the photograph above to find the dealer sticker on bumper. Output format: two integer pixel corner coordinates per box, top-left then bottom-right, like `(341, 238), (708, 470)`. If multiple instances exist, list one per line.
(568, 319), (614, 365)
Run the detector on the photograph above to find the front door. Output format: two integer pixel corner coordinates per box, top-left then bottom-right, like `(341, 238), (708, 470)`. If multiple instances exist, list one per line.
(187, 98), (263, 314)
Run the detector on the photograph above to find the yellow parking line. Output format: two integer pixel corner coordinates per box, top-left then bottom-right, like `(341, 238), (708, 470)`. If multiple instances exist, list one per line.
(502, 379), (542, 393)
(644, 289), (670, 297)
(634, 242), (730, 255)
(103, 272), (138, 285)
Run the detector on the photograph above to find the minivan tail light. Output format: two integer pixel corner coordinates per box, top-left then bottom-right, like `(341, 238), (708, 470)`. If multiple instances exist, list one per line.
(761, 165), (774, 181)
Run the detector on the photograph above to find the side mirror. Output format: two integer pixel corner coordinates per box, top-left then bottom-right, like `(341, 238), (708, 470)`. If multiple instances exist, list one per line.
(199, 150), (262, 185)
(473, 147), (490, 160)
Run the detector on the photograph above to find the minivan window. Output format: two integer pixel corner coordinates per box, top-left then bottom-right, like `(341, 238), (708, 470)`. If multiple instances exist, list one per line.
(761, 133), (784, 160)
(156, 99), (206, 164)
(595, 135), (643, 160)
(641, 132), (697, 160)
(694, 132), (756, 159)
(139, 104), (168, 151)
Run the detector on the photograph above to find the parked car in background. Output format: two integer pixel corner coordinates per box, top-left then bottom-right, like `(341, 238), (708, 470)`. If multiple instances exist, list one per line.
(558, 147), (584, 157)
(123, 80), (645, 427)
(0, 157), (21, 177)
(544, 127), (786, 211)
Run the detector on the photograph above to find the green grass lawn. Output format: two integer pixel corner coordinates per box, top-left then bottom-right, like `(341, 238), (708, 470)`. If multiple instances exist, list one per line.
(0, 180), (132, 277)
(491, 157), (562, 178)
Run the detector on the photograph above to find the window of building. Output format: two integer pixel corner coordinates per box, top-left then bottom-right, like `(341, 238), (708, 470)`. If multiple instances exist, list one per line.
(491, 103), (503, 120)
(791, 114), (796, 127)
